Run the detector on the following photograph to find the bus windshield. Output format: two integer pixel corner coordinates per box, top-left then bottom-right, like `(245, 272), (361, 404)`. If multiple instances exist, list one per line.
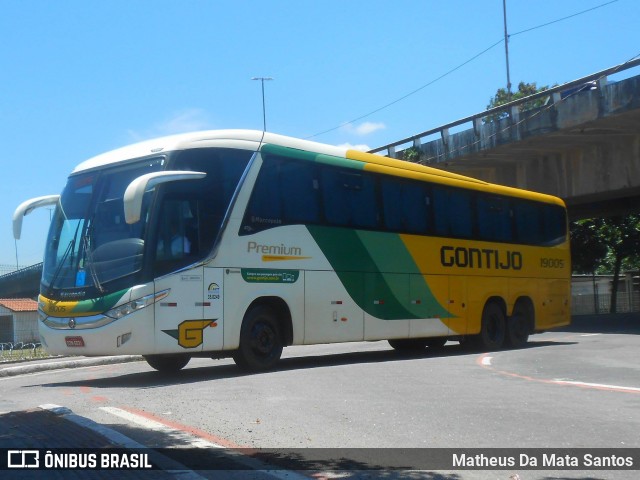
(43, 157), (165, 294)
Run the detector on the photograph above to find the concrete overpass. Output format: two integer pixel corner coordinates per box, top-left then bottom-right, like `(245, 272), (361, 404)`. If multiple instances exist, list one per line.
(370, 59), (640, 220)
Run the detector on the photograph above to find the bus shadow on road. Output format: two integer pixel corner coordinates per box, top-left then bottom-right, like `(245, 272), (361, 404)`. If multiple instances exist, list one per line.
(34, 339), (576, 390)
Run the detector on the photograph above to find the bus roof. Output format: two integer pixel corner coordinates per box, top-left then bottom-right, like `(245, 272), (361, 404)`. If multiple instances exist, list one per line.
(72, 129), (565, 207)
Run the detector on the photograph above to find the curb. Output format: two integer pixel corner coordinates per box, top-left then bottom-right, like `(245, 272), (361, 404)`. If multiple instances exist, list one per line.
(0, 355), (143, 378)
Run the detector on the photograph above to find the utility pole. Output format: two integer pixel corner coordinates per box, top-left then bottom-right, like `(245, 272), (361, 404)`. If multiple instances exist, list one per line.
(251, 77), (273, 132)
(503, 0), (512, 100)
(14, 239), (19, 271)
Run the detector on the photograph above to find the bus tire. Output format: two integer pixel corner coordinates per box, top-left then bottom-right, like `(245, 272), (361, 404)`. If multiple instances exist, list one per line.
(233, 305), (283, 371)
(144, 354), (191, 373)
(506, 302), (532, 348)
(474, 302), (506, 351)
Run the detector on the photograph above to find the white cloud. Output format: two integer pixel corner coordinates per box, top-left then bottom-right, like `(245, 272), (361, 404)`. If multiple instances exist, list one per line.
(340, 121), (386, 136)
(127, 108), (212, 142)
(337, 142), (371, 152)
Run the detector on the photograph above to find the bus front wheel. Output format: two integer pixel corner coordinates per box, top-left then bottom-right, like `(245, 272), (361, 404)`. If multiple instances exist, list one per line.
(144, 354), (191, 373)
(233, 305), (283, 371)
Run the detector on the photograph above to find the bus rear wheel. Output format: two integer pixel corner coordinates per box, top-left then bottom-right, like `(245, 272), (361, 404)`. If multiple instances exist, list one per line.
(506, 302), (532, 348)
(233, 305), (283, 372)
(473, 302), (506, 351)
(144, 354), (191, 373)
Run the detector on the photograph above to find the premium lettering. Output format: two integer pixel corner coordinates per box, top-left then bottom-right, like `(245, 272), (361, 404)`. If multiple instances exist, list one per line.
(440, 246), (522, 270)
(247, 241), (302, 256)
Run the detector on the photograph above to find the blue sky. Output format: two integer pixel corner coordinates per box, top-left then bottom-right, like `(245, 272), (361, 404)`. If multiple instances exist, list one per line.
(1, 0), (639, 269)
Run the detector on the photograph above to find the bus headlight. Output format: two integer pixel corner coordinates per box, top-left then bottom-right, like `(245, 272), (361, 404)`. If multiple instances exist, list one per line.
(104, 290), (170, 320)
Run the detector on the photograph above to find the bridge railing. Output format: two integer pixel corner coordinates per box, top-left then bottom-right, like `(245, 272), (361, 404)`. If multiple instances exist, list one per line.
(369, 58), (640, 159)
(0, 262), (43, 298)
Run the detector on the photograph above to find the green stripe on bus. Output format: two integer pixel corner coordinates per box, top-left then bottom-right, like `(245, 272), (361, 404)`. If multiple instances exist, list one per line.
(69, 289), (129, 314)
(261, 144), (365, 170)
(307, 226), (452, 320)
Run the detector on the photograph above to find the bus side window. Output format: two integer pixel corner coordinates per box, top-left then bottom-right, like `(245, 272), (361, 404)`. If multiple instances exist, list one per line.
(432, 187), (448, 236)
(280, 160), (320, 224)
(402, 182), (430, 234)
(477, 195), (512, 242)
(244, 158), (283, 231)
(433, 186), (473, 238)
(541, 204), (567, 245)
(381, 178), (429, 234)
(514, 201), (542, 245)
(381, 179), (403, 231)
(321, 168), (377, 229)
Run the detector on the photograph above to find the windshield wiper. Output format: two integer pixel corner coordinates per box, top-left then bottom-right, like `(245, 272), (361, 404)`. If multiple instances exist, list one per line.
(49, 237), (76, 291)
(82, 231), (105, 294)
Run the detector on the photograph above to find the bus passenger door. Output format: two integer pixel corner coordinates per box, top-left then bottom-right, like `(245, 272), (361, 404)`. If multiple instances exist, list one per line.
(154, 267), (206, 354)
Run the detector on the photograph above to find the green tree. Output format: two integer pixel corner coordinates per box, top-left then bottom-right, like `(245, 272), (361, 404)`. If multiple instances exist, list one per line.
(570, 214), (640, 313)
(402, 146), (421, 163)
(597, 215), (640, 313)
(570, 219), (609, 313)
(485, 81), (552, 123)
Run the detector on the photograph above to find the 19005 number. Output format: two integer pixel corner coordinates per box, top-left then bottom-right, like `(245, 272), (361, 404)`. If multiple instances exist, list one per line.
(540, 258), (565, 268)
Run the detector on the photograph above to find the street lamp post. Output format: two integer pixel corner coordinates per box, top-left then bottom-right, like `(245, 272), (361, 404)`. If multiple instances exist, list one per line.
(251, 77), (273, 132)
(502, 0), (512, 100)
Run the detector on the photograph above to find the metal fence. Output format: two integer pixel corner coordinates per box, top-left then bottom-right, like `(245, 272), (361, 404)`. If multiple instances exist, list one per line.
(0, 342), (47, 363)
(572, 291), (640, 315)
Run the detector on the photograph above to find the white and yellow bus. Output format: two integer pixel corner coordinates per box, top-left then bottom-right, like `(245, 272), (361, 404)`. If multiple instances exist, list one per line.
(13, 130), (570, 372)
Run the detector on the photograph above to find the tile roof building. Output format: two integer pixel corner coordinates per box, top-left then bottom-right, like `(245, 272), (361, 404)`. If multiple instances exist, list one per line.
(0, 298), (39, 344)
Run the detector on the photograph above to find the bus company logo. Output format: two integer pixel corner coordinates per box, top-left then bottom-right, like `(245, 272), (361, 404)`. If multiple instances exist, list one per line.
(8, 450), (39, 468)
(207, 283), (220, 300)
(162, 319), (217, 349)
(440, 246), (523, 271)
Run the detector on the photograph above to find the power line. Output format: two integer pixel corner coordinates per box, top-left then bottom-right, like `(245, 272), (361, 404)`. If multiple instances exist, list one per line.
(307, 38), (504, 139)
(510, 0), (618, 37)
(308, 0), (620, 140)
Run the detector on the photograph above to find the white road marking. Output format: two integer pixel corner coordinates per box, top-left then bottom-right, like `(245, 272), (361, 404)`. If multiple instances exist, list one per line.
(580, 333), (601, 337)
(101, 406), (223, 449)
(41, 404), (205, 479)
(551, 380), (640, 393)
(100, 406), (310, 479)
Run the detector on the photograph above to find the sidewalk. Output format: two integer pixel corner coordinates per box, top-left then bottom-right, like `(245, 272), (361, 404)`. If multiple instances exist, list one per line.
(0, 405), (200, 479)
(0, 355), (143, 378)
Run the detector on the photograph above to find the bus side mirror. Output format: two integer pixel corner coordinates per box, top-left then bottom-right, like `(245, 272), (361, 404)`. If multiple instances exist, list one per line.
(123, 171), (206, 224)
(13, 195), (60, 240)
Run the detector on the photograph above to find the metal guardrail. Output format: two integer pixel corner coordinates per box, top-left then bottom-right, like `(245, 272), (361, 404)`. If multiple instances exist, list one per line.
(0, 262), (43, 281)
(0, 262), (43, 298)
(369, 58), (640, 158)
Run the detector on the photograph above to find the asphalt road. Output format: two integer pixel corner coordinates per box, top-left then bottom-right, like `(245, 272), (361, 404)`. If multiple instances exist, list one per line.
(1, 315), (639, 479)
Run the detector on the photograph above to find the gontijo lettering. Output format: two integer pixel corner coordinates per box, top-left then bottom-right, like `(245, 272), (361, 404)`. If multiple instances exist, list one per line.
(440, 246), (523, 270)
